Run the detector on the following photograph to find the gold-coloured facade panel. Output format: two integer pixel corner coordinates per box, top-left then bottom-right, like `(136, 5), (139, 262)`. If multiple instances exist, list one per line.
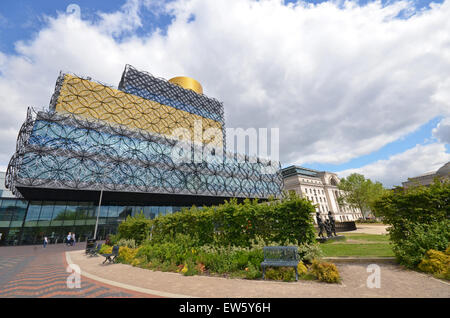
(168, 76), (203, 95)
(55, 74), (222, 146)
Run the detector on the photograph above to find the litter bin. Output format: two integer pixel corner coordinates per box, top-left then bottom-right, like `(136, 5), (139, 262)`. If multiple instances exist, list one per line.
(85, 238), (97, 254)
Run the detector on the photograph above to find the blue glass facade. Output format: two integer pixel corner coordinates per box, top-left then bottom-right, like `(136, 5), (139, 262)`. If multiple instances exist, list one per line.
(0, 197), (186, 246)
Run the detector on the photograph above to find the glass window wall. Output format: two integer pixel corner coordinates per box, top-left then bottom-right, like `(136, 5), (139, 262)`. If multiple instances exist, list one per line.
(0, 195), (186, 245)
(51, 202), (67, 226)
(11, 200), (28, 228)
(24, 201), (42, 227)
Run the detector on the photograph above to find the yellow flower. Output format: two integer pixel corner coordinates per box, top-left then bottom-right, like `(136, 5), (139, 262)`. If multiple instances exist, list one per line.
(181, 265), (188, 273)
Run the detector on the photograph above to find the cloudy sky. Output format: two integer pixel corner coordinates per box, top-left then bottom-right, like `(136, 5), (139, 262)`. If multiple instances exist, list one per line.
(0, 0), (449, 188)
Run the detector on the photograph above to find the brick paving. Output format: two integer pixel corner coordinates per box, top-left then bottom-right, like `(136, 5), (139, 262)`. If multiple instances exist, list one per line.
(2, 243), (448, 298)
(69, 249), (450, 298)
(0, 244), (151, 298)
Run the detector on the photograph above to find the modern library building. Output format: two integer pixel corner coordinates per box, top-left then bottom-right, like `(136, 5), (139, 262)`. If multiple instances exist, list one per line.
(0, 65), (283, 245)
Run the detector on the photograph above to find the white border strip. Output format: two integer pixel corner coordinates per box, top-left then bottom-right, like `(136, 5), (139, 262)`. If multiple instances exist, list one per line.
(65, 252), (195, 298)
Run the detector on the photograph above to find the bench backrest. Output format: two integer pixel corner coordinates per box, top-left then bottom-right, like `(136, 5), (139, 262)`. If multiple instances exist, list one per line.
(86, 240), (96, 250)
(112, 245), (119, 255)
(263, 246), (298, 262)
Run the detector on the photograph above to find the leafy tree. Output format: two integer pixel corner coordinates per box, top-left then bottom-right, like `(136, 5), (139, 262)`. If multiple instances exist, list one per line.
(117, 212), (152, 245)
(372, 180), (450, 268)
(372, 179), (450, 243)
(337, 173), (386, 220)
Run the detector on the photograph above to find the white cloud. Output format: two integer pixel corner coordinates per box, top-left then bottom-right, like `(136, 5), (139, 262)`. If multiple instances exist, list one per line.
(0, 0), (449, 171)
(96, 0), (143, 37)
(0, 13), (8, 27)
(338, 142), (450, 188)
(432, 117), (450, 144)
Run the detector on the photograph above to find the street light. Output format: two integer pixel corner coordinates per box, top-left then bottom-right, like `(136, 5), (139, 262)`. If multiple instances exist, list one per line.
(93, 169), (105, 240)
(93, 189), (103, 240)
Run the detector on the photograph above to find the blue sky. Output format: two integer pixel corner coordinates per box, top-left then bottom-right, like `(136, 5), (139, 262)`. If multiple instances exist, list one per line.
(0, 0), (174, 53)
(304, 116), (449, 171)
(0, 0), (448, 187)
(0, 0), (443, 54)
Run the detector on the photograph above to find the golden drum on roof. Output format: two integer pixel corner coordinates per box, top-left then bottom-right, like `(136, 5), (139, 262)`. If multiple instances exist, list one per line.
(168, 76), (203, 95)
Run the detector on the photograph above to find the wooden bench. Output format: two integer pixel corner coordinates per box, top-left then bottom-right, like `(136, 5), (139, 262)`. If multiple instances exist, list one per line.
(261, 246), (299, 281)
(101, 245), (119, 264)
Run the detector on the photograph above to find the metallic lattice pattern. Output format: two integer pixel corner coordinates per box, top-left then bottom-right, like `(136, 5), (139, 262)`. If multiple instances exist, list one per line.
(6, 65), (283, 201)
(52, 74), (223, 147)
(118, 65), (224, 123)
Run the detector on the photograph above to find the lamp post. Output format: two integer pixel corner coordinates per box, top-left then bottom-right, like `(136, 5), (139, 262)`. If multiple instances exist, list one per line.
(93, 184), (104, 240)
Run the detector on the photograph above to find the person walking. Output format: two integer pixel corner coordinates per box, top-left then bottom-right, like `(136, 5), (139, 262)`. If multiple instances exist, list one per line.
(43, 236), (48, 248)
(71, 233), (76, 247)
(67, 232), (72, 246)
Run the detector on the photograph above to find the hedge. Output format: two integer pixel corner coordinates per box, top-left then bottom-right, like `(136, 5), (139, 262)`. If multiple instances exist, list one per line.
(149, 194), (317, 247)
(373, 180), (450, 268)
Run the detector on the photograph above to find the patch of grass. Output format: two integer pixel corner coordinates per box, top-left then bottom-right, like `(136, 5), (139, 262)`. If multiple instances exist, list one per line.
(320, 243), (394, 257)
(320, 233), (394, 257)
(342, 233), (390, 242)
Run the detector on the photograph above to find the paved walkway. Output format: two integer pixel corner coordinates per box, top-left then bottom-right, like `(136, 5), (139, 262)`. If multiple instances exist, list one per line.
(0, 244), (152, 298)
(348, 224), (389, 235)
(68, 250), (449, 298)
(1, 239), (448, 298)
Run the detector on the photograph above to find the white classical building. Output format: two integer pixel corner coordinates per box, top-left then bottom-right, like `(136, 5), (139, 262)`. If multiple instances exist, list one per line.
(281, 166), (363, 222)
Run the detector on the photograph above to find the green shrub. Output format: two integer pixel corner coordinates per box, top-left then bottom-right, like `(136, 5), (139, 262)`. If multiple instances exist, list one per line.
(373, 180), (449, 243)
(137, 242), (189, 266)
(265, 267), (296, 282)
(298, 243), (323, 264)
(418, 248), (450, 280)
(116, 238), (137, 249)
(159, 262), (179, 273)
(109, 230), (344, 283)
(373, 180), (450, 268)
(196, 245), (264, 274)
(150, 194), (316, 248)
(183, 260), (200, 276)
(98, 245), (112, 254)
(116, 246), (138, 264)
(244, 263), (262, 280)
(134, 235), (267, 278)
(309, 261), (341, 283)
(391, 220), (450, 268)
(108, 234), (118, 245)
(116, 213), (152, 245)
(297, 261), (308, 276)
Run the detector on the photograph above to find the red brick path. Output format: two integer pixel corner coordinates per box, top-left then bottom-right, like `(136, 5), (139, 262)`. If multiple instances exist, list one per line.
(0, 244), (151, 298)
